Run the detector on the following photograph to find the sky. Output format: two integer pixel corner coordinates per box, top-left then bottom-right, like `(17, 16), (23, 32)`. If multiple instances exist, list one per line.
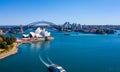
(0, 0), (120, 25)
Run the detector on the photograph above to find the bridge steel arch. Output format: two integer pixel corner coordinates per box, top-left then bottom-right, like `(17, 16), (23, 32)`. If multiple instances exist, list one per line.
(23, 21), (58, 30)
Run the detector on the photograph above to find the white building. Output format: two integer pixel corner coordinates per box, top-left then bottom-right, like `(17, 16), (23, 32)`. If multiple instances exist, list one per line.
(23, 27), (51, 38)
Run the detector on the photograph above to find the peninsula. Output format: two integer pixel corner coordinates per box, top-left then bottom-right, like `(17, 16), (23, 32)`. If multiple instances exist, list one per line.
(0, 35), (17, 59)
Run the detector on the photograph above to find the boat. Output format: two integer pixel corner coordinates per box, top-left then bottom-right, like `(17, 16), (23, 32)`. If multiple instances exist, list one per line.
(48, 64), (66, 72)
(39, 56), (66, 72)
(64, 33), (70, 35)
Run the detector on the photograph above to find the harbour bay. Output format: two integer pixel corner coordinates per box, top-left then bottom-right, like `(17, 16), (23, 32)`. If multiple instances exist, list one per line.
(0, 30), (120, 72)
(1, 0), (120, 72)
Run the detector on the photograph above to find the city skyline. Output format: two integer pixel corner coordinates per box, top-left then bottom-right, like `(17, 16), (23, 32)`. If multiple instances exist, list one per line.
(0, 0), (120, 25)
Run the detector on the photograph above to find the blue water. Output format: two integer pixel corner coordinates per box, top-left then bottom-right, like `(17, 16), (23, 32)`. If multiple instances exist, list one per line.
(0, 30), (120, 72)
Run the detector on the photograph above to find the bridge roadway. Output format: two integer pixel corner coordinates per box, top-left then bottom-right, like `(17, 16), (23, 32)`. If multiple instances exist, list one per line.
(0, 21), (59, 30)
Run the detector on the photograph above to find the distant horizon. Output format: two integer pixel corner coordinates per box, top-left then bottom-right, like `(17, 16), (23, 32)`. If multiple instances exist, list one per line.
(0, 0), (120, 25)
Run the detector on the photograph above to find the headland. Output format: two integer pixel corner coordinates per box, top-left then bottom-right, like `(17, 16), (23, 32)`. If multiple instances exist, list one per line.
(0, 43), (18, 59)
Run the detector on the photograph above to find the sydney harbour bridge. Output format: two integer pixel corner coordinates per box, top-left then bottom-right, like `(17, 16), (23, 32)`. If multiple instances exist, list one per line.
(0, 21), (60, 33)
(24, 21), (58, 30)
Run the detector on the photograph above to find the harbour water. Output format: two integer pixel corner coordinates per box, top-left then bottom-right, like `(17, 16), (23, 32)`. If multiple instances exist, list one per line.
(0, 30), (120, 72)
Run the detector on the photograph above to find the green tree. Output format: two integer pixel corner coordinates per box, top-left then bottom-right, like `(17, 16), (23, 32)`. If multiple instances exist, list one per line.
(0, 35), (7, 41)
(10, 34), (16, 42)
(0, 42), (8, 49)
(0, 37), (3, 42)
(6, 37), (13, 45)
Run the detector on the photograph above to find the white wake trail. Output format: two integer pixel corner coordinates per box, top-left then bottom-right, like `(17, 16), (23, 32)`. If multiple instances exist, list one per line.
(47, 57), (53, 64)
(39, 56), (50, 67)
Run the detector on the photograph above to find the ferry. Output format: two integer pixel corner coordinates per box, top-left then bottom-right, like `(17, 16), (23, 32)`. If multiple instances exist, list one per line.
(64, 33), (70, 35)
(48, 64), (66, 72)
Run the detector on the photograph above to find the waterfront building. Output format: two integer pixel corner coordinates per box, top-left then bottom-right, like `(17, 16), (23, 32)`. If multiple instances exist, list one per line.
(22, 27), (51, 38)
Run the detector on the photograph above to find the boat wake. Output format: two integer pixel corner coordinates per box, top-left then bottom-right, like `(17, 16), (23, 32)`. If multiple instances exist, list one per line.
(47, 57), (53, 64)
(38, 42), (66, 72)
(39, 55), (50, 67)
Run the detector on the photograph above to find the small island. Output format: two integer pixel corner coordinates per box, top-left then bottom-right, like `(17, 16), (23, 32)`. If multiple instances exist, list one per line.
(0, 35), (17, 59)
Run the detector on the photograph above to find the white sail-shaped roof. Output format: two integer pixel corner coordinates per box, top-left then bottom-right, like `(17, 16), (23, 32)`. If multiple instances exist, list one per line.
(44, 31), (51, 37)
(35, 33), (42, 38)
(41, 28), (46, 33)
(40, 28), (46, 37)
(35, 27), (42, 34)
(22, 34), (29, 38)
(30, 32), (35, 38)
(28, 28), (51, 38)
(47, 32), (51, 36)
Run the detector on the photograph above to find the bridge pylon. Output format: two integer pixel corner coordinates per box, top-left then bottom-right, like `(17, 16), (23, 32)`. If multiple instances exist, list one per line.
(20, 25), (24, 33)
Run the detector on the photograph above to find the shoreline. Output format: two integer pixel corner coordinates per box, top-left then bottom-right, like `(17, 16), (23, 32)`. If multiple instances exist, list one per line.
(0, 37), (54, 60)
(0, 43), (18, 59)
(17, 36), (54, 44)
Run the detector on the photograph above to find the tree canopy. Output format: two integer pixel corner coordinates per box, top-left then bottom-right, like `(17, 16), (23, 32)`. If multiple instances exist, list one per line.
(0, 35), (16, 49)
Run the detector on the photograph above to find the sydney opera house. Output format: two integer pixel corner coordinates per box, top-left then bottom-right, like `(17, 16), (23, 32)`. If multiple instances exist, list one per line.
(22, 28), (51, 38)
(17, 28), (54, 43)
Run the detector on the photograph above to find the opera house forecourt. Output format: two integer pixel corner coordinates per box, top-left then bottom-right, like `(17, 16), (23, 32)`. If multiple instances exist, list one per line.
(17, 27), (54, 43)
